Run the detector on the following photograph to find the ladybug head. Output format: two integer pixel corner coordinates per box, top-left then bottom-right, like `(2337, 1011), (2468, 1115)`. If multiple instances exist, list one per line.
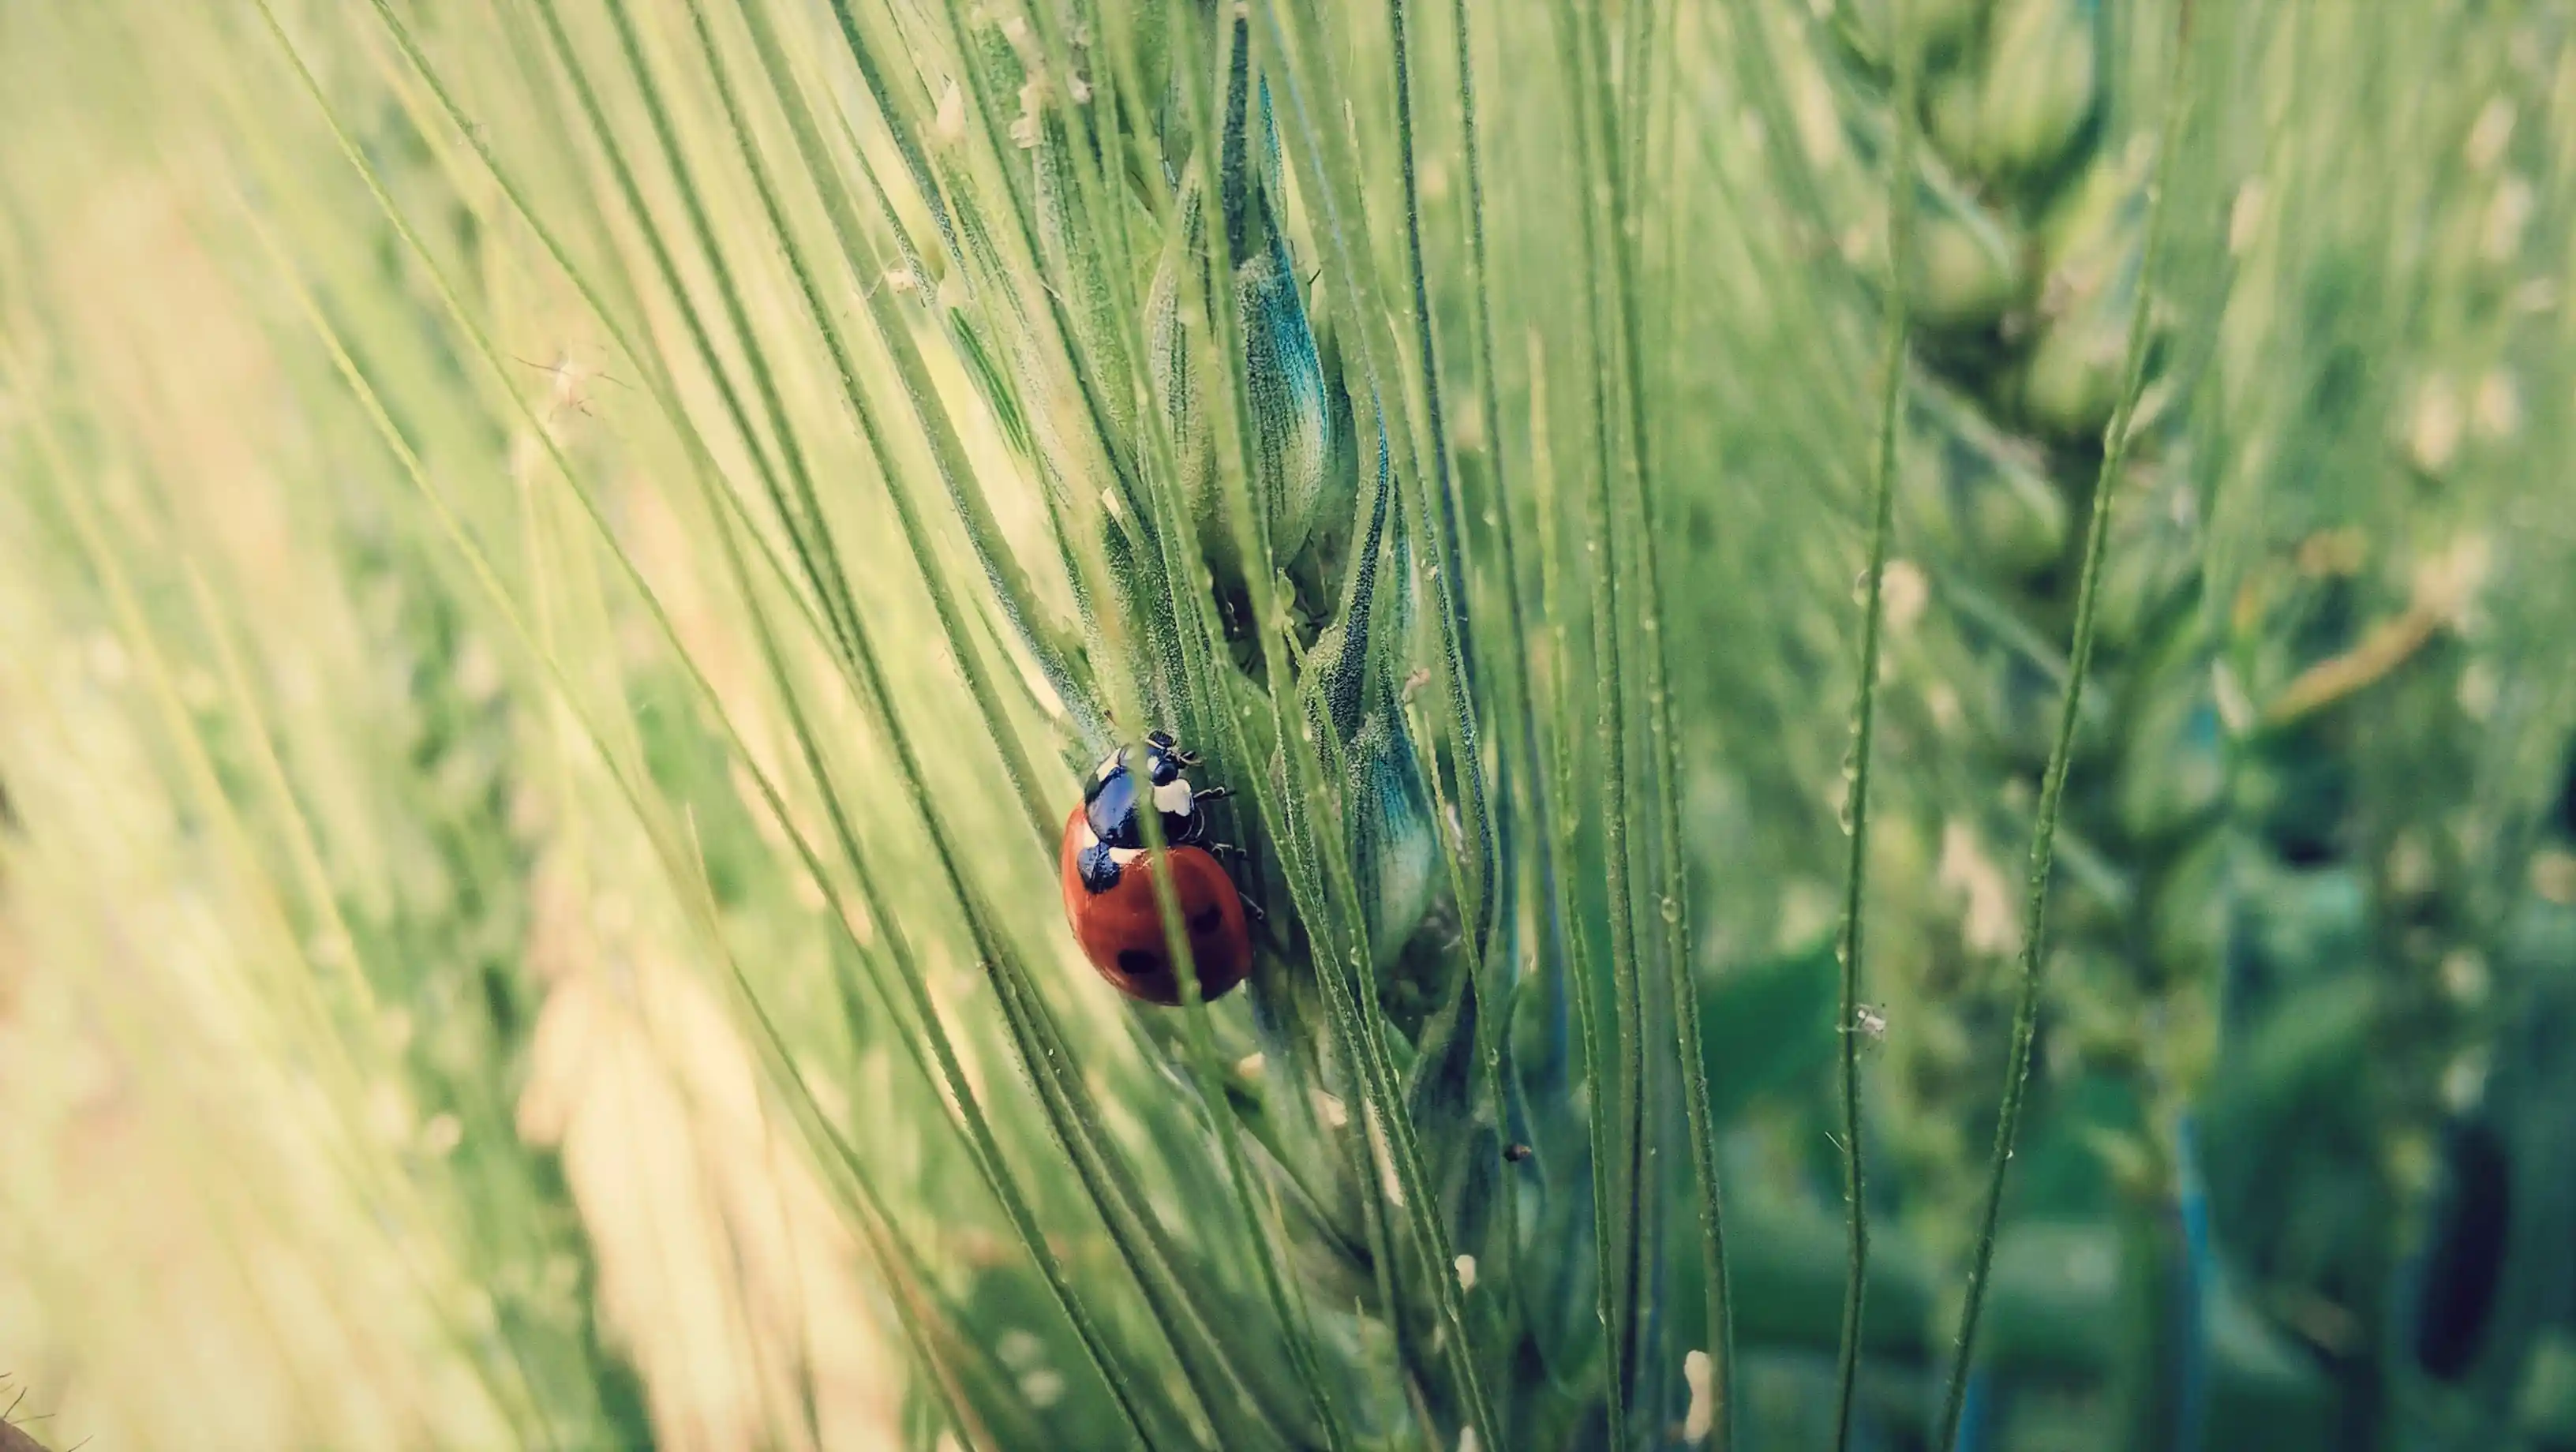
(1082, 730), (1210, 851)
(1141, 729), (1200, 785)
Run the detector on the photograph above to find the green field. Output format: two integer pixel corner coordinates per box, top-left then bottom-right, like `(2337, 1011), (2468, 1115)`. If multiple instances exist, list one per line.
(2, 2), (2572, 1448)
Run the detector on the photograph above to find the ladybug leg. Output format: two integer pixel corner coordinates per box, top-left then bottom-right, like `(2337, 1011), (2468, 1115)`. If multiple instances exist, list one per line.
(1200, 840), (1268, 923)
(1193, 786), (1233, 803)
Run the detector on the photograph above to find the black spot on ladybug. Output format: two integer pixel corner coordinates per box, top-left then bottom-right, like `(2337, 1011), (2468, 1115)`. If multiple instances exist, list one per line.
(1116, 949), (1163, 981)
(1190, 906), (1223, 934)
(2413, 1118), (2510, 1381)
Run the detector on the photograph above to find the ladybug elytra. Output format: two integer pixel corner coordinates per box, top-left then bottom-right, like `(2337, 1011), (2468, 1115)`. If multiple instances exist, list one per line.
(1058, 731), (1252, 1005)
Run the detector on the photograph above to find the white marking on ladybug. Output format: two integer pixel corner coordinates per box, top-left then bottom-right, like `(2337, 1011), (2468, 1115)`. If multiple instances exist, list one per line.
(1154, 777), (1194, 815)
(1094, 750), (1122, 783)
(1077, 821), (1146, 867)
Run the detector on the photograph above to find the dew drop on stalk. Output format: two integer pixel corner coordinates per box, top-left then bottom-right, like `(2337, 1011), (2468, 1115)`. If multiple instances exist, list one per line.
(1658, 895), (1680, 924)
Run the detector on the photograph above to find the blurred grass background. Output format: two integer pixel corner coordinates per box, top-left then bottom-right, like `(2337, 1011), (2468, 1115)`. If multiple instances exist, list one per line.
(2, 0), (2574, 1449)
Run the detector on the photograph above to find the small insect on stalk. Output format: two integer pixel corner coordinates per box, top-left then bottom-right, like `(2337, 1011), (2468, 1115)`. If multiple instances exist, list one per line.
(1060, 728), (1255, 1005)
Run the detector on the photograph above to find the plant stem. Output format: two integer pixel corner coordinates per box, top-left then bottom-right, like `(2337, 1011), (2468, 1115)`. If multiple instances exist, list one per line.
(1935, 8), (2200, 1445)
(1831, 1), (1917, 1443)
(1387, 0), (1496, 962)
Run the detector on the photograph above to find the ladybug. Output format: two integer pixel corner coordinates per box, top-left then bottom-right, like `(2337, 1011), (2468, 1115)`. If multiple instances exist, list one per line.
(1059, 730), (1252, 1005)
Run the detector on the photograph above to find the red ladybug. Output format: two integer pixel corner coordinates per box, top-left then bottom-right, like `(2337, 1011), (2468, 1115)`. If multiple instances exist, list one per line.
(1059, 730), (1252, 1005)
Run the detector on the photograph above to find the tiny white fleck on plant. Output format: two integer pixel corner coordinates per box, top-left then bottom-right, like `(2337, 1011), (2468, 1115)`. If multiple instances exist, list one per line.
(996, 1330), (1044, 1369)
(2230, 180), (2268, 255)
(932, 80), (966, 146)
(1019, 1369), (1066, 1409)
(1365, 1103), (1406, 1207)
(421, 1113), (463, 1157)
(2484, 176), (2535, 260)
(2466, 97), (2516, 170)
(1683, 1349), (1714, 1443)
(1310, 1089), (1349, 1128)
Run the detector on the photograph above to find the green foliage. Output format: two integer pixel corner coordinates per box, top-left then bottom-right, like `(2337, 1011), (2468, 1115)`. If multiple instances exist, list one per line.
(1, 2), (2572, 1450)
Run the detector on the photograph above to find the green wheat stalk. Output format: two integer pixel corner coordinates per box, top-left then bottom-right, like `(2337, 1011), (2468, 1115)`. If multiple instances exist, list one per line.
(1831, 2), (1919, 1441)
(1934, 7), (2198, 1443)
